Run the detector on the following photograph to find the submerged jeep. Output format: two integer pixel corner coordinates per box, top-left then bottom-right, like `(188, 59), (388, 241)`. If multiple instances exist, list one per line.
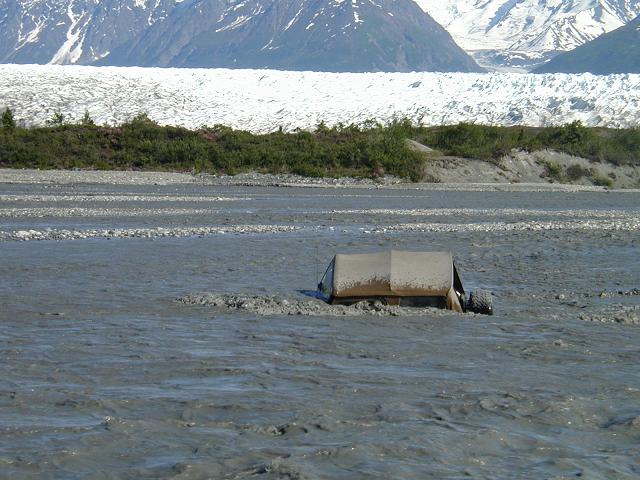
(317, 250), (492, 315)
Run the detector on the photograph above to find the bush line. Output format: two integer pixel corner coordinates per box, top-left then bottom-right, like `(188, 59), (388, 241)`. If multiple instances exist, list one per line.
(1, 110), (638, 180)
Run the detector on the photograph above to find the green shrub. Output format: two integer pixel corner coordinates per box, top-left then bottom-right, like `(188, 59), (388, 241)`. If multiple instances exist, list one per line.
(542, 160), (564, 182)
(47, 111), (65, 125)
(416, 122), (639, 167)
(81, 111), (95, 126)
(1, 112), (638, 179)
(1, 108), (16, 131)
(420, 123), (517, 163)
(591, 173), (614, 188)
(565, 163), (590, 181)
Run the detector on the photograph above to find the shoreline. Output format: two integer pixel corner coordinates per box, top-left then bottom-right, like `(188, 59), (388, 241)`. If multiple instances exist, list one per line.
(2, 168), (637, 193)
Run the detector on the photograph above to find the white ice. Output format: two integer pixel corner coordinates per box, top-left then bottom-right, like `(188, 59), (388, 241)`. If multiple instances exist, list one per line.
(1, 64), (639, 131)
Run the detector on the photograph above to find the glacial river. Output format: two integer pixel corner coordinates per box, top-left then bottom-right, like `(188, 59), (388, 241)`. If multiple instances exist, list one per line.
(1, 182), (639, 478)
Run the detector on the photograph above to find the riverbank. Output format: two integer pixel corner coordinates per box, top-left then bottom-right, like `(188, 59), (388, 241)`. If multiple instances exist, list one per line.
(2, 118), (640, 187)
(1, 167), (638, 192)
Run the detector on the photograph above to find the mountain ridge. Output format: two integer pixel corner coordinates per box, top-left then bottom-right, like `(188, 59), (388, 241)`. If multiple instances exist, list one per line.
(0, 0), (483, 73)
(414, 0), (640, 71)
(534, 15), (640, 74)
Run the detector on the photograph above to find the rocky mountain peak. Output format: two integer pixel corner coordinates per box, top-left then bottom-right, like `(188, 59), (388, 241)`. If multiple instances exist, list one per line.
(0, 0), (483, 72)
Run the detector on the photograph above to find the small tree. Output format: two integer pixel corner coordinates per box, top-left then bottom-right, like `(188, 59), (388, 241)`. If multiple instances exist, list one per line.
(81, 110), (95, 126)
(1, 108), (16, 131)
(129, 112), (155, 126)
(315, 121), (330, 135)
(47, 111), (65, 125)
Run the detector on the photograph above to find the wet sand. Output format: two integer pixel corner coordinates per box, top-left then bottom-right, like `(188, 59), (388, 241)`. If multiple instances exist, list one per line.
(1, 174), (639, 478)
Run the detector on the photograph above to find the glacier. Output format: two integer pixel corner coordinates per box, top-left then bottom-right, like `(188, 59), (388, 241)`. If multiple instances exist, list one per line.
(1, 64), (639, 132)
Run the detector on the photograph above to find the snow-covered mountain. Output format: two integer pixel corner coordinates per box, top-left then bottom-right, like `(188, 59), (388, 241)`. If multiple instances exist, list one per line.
(102, 0), (483, 72)
(2, 65), (639, 131)
(0, 0), (178, 65)
(415, 0), (640, 71)
(0, 0), (482, 72)
(535, 14), (640, 74)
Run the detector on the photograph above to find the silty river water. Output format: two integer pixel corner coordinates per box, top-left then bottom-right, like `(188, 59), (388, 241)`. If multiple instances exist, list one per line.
(1, 182), (639, 479)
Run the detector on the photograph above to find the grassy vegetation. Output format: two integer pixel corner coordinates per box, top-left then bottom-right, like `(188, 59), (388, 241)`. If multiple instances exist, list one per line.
(0, 109), (638, 181)
(0, 112), (426, 181)
(419, 122), (640, 166)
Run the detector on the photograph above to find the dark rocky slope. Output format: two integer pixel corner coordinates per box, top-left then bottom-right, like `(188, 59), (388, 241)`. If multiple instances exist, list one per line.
(535, 15), (640, 74)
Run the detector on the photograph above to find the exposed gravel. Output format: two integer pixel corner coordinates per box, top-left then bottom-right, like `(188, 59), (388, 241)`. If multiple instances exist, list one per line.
(580, 306), (640, 325)
(0, 194), (248, 202)
(179, 293), (640, 324)
(2, 168), (635, 192)
(3, 216), (637, 242)
(3, 217), (637, 242)
(402, 182), (619, 192)
(179, 293), (459, 317)
(0, 207), (218, 218)
(199, 172), (404, 188)
(325, 208), (635, 219)
(0, 169), (200, 185)
(2, 225), (300, 241)
(0, 169), (402, 188)
(360, 219), (640, 234)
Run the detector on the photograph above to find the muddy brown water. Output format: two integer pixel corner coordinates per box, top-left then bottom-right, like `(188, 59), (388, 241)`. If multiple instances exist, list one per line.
(1, 183), (640, 479)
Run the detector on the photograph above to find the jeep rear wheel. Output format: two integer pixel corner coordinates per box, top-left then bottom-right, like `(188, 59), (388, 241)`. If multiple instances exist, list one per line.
(468, 290), (493, 315)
